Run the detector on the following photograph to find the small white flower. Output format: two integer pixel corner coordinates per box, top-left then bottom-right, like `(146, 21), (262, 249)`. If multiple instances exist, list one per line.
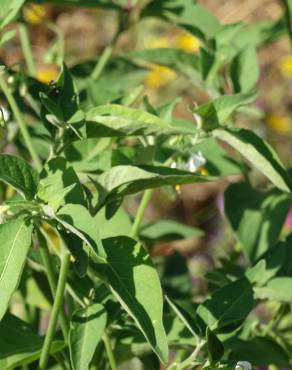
(0, 205), (9, 224)
(186, 151), (206, 173)
(235, 361), (252, 370)
(0, 106), (10, 123)
(171, 161), (177, 169)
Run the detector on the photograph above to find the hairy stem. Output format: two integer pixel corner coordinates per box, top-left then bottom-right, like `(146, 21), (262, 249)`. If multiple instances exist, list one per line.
(38, 229), (69, 340)
(130, 189), (153, 239)
(103, 331), (117, 370)
(91, 44), (114, 81)
(39, 250), (70, 370)
(19, 23), (36, 76)
(0, 73), (41, 171)
(177, 340), (206, 370)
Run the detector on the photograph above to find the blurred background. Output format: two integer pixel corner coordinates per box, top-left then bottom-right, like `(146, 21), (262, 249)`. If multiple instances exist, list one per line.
(1, 0), (292, 300)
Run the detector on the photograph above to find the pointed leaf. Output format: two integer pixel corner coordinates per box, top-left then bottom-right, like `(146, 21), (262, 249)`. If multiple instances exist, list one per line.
(38, 157), (86, 211)
(197, 277), (254, 333)
(206, 327), (224, 364)
(97, 165), (214, 205)
(85, 105), (196, 138)
(0, 154), (39, 200)
(0, 314), (64, 369)
(56, 203), (103, 261)
(225, 183), (291, 261)
(93, 236), (169, 363)
(69, 303), (107, 370)
(0, 218), (33, 320)
(213, 127), (292, 193)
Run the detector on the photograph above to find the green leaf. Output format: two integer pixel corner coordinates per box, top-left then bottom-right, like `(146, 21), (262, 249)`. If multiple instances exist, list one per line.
(95, 206), (132, 239)
(0, 30), (16, 47)
(213, 127), (292, 193)
(197, 277), (254, 333)
(191, 92), (257, 129)
(227, 336), (289, 366)
(93, 236), (169, 363)
(69, 303), (107, 370)
(140, 220), (203, 241)
(64, 138), (112, 175)
(255, 277), (292, 302)
(0, 0), (25, 29)
(142, 1), (220, 40)
(56, 203), (103, 260)
(86, 59), (147, 106)
(230, 46), (259, 93)
(126, 48), (199, 77)
(283, 0), (292, 44)
(97, 165), (214, 205)
(0, 314), (64, 369)
(85, 105), (196, 138)
(225, 183), (291, 261)
(165, 296), (198, 337)
(206, 327), (224, 364)
(0, 154), (39, 200)
(0, 218), (33, 320)
(193, 137), (245, 176)
(31, 0), (122, 9)
(38, 157), (86, 211)
(57, 63), (79, 121)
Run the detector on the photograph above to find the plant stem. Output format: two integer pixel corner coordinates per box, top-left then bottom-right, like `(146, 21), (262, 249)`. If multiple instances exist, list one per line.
(39, 250), (70, 370)
(18, 23), (36, 77)
(91, 44), (114, 81)
(0, 73), (41, 171)
(176, 340), (206, 370)
(130, 189), (153, 239)
(38, 229), (69, 340)
(103, 331), (117, 370)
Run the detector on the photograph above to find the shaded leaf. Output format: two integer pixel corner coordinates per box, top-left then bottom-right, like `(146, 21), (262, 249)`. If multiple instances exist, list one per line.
(93, 236), (169, 363)
(0, 218), (33, 320)
(56, 203), (103, 260)
(69, 303), (107, 370)
(126, 48), (199, 78)
(38, 157), (86, 211)
(191, 92), (257, 130)
(140, 220), (203, 241)
(207, 327), (224, 364)
(97, 165), (214, 205)
(0, 314), (64, 369)
(197, 277), (254, 333)
(213, 127), (292, 193)
(225, 183), (291, 261)
(0, 154), (39, 200)
(227, 336), (289, 366)
(193, 137), (245, 176)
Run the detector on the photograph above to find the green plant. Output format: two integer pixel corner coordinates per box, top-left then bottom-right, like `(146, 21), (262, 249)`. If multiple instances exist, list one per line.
(0, 1), (292, 370)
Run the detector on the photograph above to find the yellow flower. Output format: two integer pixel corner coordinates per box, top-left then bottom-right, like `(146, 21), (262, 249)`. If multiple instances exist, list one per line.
(175, 184), (181, 194)
(265, 114), (291, 133)
(145, 65), (176, 89)
(279, 55), (292, 77)
(23, 4), (46, 25)
(176, 32), (200, 53)
(42, 223), (61, 250)
(36, 67), (59, 84)
(70, 255), (76, 263)
(199, 167), (209, 176)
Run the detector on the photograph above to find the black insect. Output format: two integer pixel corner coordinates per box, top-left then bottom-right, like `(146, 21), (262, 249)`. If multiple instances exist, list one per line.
(48, 80), (61, 98)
